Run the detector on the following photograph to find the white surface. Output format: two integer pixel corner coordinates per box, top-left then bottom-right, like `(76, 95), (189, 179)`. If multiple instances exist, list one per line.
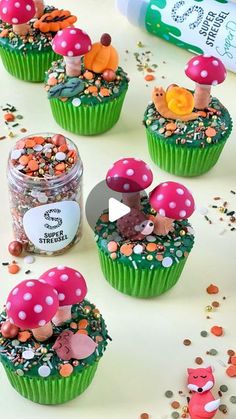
(0, 1), (236, 418)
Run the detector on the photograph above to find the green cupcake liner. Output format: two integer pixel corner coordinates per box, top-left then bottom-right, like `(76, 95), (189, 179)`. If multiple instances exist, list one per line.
(98, 249), (188, 298)
(49, 89), (128, 136)
(146, 129), (229, 177)
(2, 361), (98, 404)
(0, 46), (58, 82)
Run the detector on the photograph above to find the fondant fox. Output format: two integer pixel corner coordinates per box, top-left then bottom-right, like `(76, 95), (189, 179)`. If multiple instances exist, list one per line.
(187, 367), (220, 419)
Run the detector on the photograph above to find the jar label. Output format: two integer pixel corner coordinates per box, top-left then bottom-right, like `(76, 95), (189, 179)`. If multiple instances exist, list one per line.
(23, 201), (80, 252)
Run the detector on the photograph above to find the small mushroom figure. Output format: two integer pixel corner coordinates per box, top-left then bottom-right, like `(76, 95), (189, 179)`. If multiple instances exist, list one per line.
(106, 158), (153, 210)
(185, 55), (227, 110)
(39, 266), (87, 326)
(52, 28), (92, 77)
(52, 330), (97, 361)
(149, 181), (195, 235)
(0, 0), (36, 36)
(6, 280), (59, 342)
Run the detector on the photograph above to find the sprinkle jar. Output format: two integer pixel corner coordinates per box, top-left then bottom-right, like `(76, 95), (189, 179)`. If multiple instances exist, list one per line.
(8, 133), (83, 255)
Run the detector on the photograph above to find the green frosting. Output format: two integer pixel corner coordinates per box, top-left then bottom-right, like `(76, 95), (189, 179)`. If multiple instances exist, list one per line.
(95, 196), (194, 270)
(0, 300), (110, 379)
(0, 6), (56, 54)
(45, 60), (129, 106)
(144, 95), (232, 149)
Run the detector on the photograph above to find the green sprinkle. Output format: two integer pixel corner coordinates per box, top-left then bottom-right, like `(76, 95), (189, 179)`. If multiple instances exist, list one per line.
(171, 412), (180, 418)
(200, 331), (208, 337)
(165, 390), (173, 398)
(208, 349), (218, 356)
(219, 404), (227, 413)
(230, 396), (236, 404)
(220, 385), (228, 393)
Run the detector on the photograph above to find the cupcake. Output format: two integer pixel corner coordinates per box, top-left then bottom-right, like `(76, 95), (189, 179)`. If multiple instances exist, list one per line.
(0, 267), (110, 404)
(45, 31), (129, 135)
(144, 55), (232, 177)
(0, 1), (77, 82)
(95, 158), (195, 298)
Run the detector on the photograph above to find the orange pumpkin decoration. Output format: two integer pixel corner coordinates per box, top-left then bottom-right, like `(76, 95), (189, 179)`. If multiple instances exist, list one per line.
(84, 33), (119, 74)
(34, 9), (77, 33)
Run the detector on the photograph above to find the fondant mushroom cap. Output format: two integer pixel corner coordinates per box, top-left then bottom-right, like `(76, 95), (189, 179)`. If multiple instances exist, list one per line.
(6, 280), (59, 329)
(39, 266), (87, 306)
(185, 55), (227, 86)
(149, 181), (195, 220)
(0, 0), (35, 25)
(106, 158), (153, 193)
(52, 28), (92, 57)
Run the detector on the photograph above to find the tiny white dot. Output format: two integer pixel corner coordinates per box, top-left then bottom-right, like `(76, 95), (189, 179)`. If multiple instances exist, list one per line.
(45, 296), (53, 305)
(58, 293), (65, 301)
(179, 210), (187, 218)
(123, 184), (130, 191)
(57, 266), (65, 270)
(114, 174), (119, 178)
(26, 281), (35, 287)
(6, 302), (11, 310)
(61, 41), (67, 48)
(169, 202), (176, 209)
(212, 80), (218, 86)
(185, 199), (191, 207)
(126, 169), (134, 176)
(122, 160), (129, 164)
(157, 194), (164, 201)
(76, 289), (82, 296)
(2, 7), (7, 14)
(18, 311), (26, 320)
(48, 271), (55, 277)
(12, 287), (19, 296)
(12, 17), (18, 23)
(75, 43), (81, 50)
(38, 320), (46, 327)
(34, 305), (43, 313)
(60, 274), (69, 281)
(159, 209), (166, 217)
(193, 60), (199, 66)
(176, 188), (184, 195)
(68, 51), (74, 57)
(23, 293), (32, 301)
(70, 29), (76, 35)
(212, 60), (219, 66)
(201, 70), (208, 78)
(26, 4), (32, 11)
(15, 2), (20, 7)
(58, 30), (63, 36)
(162, 182), (168, 187)
(39, 279), (46, 284)
(75, 272), (81, 277)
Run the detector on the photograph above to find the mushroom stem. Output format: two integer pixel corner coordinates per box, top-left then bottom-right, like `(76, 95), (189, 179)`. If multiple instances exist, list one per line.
(64, 56), (82, 77)
(194, 83), (211, 110)
(12, 23), (30, 36)
(52, 305), (72, 326)
(153, 213), (174, 236)
(33, 0), (44, 18)
(122, 192), (141, 210)
(32, 322), (53, 342)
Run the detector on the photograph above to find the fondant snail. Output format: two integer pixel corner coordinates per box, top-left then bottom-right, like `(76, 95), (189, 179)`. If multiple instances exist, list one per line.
(152, 86), (200, 122)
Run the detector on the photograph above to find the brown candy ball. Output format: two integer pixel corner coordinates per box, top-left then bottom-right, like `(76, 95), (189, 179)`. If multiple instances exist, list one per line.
(1, 320), (19, 338)
(102, 69), (116, 82)
(101, 33), (111, 46)
(8, 241), (23, 257)
(51, 134), (66, 147)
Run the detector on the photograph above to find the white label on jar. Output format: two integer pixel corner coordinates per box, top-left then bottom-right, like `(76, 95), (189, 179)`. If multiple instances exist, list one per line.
(23, 201), (80, 251)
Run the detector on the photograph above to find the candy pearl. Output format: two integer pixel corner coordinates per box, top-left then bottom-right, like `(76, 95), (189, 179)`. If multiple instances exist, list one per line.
(51, 134), (66, 147)
(205, 305), (213, 312)
(102, 69), (116, 82)
(1, 320), (19, 338)
(8, 241), (23, 257)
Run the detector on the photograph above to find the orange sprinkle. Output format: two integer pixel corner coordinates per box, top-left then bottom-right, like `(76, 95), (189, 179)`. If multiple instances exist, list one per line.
(211, 326), (223, 337)
(78, 319), (88, 329)
(197, 111), (207, 117)
(120, 244), (133, 257)
(18, 330), (31, 342)
(100, 88), (110, 97)
(87, 85), (98, 93)
(0, 29), (9, 37)
(107, 241), (118, 252)
(19, 155), (30, 166)
(28, 160), (39, 171)
(55, 163), (65, 171)
(4, 113), (15, 122)
(47, 77), (58, 86)
(58, 144), (68, 153)
(206, 284), (219, 294)
(146, 243), (158, 252)
(205, 127), (217, 137)
(144, 74), (155, 82)
(100, 214), (109, 223)
(166, 122), (177, 131)
(226, 365), (236, 377)
(83, 70), (94, 80)
(171, 401), (180, 409)
(8, 264), (20, 274)
(25, 139), (36, 148)
(70, 322), (77, 329)
(34, 136), (45, 145)
(231, 356), (236, 366)
(76, 329), (88, 335)
(59, 363), (73, 377)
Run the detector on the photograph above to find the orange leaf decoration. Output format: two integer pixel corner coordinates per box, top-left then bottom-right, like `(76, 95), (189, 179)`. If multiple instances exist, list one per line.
(34, 9), (77, 33)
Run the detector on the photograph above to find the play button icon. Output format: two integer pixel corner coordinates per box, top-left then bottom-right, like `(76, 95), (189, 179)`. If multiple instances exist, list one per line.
(108, 198), (130, 222)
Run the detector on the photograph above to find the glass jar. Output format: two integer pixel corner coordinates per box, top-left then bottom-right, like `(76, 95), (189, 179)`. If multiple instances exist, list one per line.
(8, 133), (83, 255)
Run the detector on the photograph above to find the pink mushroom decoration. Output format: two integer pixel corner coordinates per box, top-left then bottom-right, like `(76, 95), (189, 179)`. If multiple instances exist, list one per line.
(6, 280), (59, 342)
(149, 181), (195, 235)
(0, 0), (36, 36)
(185, 55), (227, 110)
(52, 330), (97, 361)
(52, 28), (92, 77)
(39, 266), (87, 326)
(106, 158), (153, 209)
(33, 0), (44, 18)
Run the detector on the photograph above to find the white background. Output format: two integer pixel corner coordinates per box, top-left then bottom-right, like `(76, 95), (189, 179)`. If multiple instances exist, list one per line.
(0, 1), (236, 418)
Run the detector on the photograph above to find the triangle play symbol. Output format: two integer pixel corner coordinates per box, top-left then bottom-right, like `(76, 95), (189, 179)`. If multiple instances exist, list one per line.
(108, 198), (131, 222)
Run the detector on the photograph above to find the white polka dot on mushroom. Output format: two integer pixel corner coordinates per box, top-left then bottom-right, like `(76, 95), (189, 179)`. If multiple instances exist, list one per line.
(38, 320), (46, 326)
(201, 70), (208, 78)
(60, 274), (69, 281)
(18, 311), (26, 320)
(15, 2), (20, 7)
(75, 272), (81, 277)
(45, 296), (53, 305)
(26, 5), (32, 11)
(12, 288), (19, 296)
(212, 60), (219, 66)
(193, 60), (199, 66)
(122, 160), (129, 164)
(70, 29), (76, 34)
(75, 43), (81, 50)
(2, 7), (7, 14)
(68, 51), (74, 57)
(176, 188), (184, 195)
(57, 266), (65, 270)
(23, 293), (32, 301)
(26, 281), (35, 287)
(58, 293), (65, 301)
(58, 30), (63, 36)
(142, 175), (148, 182)
(12, 18), (18, 23)
(126, 169), (134, 176)
(162, 183), (168, 187)
(212, 80), (218, 86)
(123, 184), (130, 191)
(162, 257), (173, 268)
(61, 41), (67, 48)
(38, 365), (51, 378)
(159, 209), (166, 217)
(34, 305), (43, 314)
(179, 210), (187, 218)
(169, 202), (176, 209)
(6, 302), (11, 310)
(157, 194), (164, 201)
(185, 199), (191, 207)
(76, 289), (82, 296)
